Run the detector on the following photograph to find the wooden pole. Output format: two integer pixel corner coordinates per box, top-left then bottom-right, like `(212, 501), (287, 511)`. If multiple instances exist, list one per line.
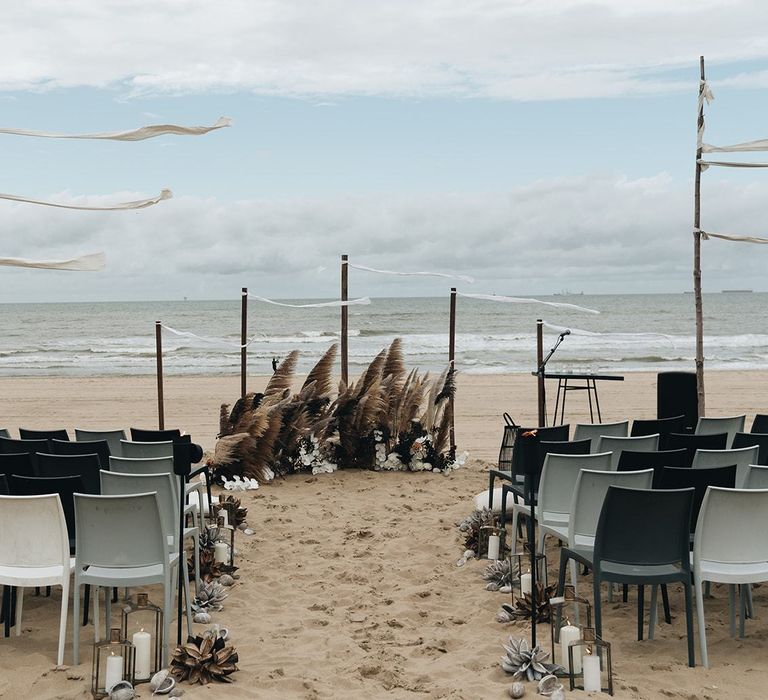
(448, 287), (457, 459)
(341, 254), (349, 386)
(694, 56), (706, 416)
(536, 319), (546, 426)
(240, 287), (248, 398)
(155, 320), (165, 430)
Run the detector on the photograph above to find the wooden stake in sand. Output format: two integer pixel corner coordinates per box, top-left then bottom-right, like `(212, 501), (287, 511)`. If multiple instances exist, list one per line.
(155, 320), (165, 430)
(448, 287), (457, 459)
(240, 287), (248, 398)
(694, 56), (706, 416)
(536, 319), (546, 426)
(341, 254), (349, 386)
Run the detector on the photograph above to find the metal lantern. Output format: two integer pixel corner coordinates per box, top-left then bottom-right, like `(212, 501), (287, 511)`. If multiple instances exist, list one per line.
(548, 585), (593, 676)
(568, 627), (613, 696)
(479, 524), (506, 560)
(209, 516), (235, 566)
(120, 592), (163, 683)
(91, 627), (135, 699)
(509, 545), (547, 608)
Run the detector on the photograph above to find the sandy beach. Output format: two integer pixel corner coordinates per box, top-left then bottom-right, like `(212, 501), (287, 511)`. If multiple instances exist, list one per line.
(0, 370), (766, 699)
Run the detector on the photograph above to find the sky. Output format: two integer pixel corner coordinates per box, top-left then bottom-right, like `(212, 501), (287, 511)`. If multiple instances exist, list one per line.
(4, 0), (768, 301)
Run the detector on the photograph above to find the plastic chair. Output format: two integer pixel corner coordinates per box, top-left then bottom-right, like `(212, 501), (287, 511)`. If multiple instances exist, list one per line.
(130, 427), (182, 442)
(120, 440), (174, 459)
(750, 415), (768, 434)
(0, 452), (36, 478)
(37, 453), (101, 494)
(0, 429), (9, 438)
(592, 486), (696, 667)
(732, 432), (768, 465)
(691, 446), (759, 489)
(72, 492), (173, 665)
(617, 449), (690, 487)
(0, 494), (73, 664)
(19, 428), (69, 442)
(0, 475), (7, 495)
(0, 437), (49, 467)
(657, 371), (698, 430)
(74, 428), (125, 457)
(666, 433), (728, 464)
(572, 420), (629, 450)
(52, 438), (111, 470)
(596, 434), (659, 470)
(693, 487), (768, 667)
(696, 415), (746, 449)
(631, 415), (686, 440)
(744, 465), (768, 489)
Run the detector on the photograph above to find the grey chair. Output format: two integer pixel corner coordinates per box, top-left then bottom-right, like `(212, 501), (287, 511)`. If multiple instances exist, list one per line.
(744, 465), (768, 489)
(695, 415), (746, 449)
(596, 434), (660, 470)
(692, 446), (759, 488)
(119, 440), (174, 459)
(74, 428), (126, 457)
(573, 420), (629, 450)
(72, 492), (173, 665)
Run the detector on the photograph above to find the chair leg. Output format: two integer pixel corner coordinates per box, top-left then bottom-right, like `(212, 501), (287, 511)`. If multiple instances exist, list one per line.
(661, 584), (672, 624)
(163, 576), (172, 666)
(3, 587), (10, 637)
(105, 590), (111, 636)
(190, 531), (201, 593)
(72, 580), (81, 665)
(14, 587), (23, 636)
(705, 580), (712, 598)
(684, 580), (695, 668)
(637, 584), (645, 641)
(649, 585), (658, 640)
(622, 583), (629, 603)
(746, 584), (755, 619)
(82, 584), (90, 627)
(593, 572), (603, 638)
(180, 558), (193, 636)
(569, 558), (580, 624)
(46, 586), (51, 597)
(694, 574), (709, 668)
(57, 579), (69, 666)
(728, 584), (736, 637)
(94, 587), (101, 642)
(739, 584), (747, 639)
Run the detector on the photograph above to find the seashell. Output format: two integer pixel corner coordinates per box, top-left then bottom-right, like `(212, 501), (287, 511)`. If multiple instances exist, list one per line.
(496, 610), (513, 623)
(537, 674), (563, 696)
(219, 574), (235, 586)
(168, 689), (185, 698)
(499, 584), (512, 594)
(150, 669), (170, 692)
(508, 681), (526, 698)
(193, 611), (211, 624)
(150, 671), (176, 695)
(107, 680), (135, 700)
(549, 689), (565, 700)
(463, 549), (475, 559)
(457, 558), (466, 567)
(486, 582), (500, 591)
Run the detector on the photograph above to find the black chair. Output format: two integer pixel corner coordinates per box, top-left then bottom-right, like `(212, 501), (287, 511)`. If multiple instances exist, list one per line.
(0, 474), (8, 495)
(750, 415), (768, 434)
(0, 437), (49, 467)
(0, 452), (36, 478)
(51, 438), (110, 470)
(617, 448), (691, 487)
(0, 429), (9, 438)
(657, 371), (698, 430)
(591, 486), (696, 667)
(665, 432), (728, 464)
(130, 427), (182, 442)
(732, 432), (768, 465)
(19, 428), (69, 442)
(631, 415), (686, 440)
(36, 453), (101, 494)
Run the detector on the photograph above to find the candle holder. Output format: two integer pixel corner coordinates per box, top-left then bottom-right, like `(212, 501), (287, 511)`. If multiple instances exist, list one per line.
(510, 546), (547, 603)
(120, 592), (163, 683)
(568, 627), (613, 696)
(91, 627), (135, 699)
(479, 525), (506, 560)
(548, 585), (592, 677)
(209, 516), (235, 566)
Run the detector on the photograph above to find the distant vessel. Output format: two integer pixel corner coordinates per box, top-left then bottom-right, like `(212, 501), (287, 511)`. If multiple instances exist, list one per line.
(722, 289), (753, 293)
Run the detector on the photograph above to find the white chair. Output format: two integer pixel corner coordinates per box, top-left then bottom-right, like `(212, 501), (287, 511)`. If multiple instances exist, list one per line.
(695, 415), (746, 449)
(119, 440), (174, 459)
(693, 487), (768, 668)
(744, 464), (768, 489)
(74, 428), (126, 457)
(692, 446), (759, 488)
(0, 494), (74, 664)
(596, 434), (659, 470)
(573, 421), (629, 451)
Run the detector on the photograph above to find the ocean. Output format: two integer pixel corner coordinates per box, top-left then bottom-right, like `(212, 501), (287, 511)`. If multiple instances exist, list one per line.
(0, 293), (764, 377)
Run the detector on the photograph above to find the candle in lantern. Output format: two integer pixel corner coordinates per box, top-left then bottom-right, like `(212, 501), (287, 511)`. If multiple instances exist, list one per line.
(214, 541), (228, 563)
(487, 534), (500, 560)
(559, 621), (581, 673)
(520, 571), (532, 596)
(132, 628), (151, 680)
(104, 651), (123, 691)
(583, 648), (601, 692)
(220, 509), (229, 527)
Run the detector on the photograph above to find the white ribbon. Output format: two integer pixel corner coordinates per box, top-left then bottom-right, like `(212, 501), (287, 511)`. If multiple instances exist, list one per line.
(0, 252), (105, 271)
(542, 320), (674, 341)
(0, 189), (172, 210)
(698, 159), (768, 169)
(248, 294), (371, 308)
(162, 324), (260, 349)
(0, 117), (232, 141)
(697, 228), (768, 244)
(347, 262), (474, 284)
(696, 80), (714, 149)
(458, 292), (600, 315)
(702, 138), (768, 153)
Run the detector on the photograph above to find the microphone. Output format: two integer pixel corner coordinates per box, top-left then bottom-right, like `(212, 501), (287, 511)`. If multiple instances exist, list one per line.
(560, 329), (571, 337)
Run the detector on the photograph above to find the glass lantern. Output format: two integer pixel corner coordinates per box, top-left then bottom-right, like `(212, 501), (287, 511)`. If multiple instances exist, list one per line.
(479, 524), (506, 560)
(568, 627), (613, 696)
(120, 592), (163, 683)
(510, 545), (547, 609)
(548, 585), (592, 676)
(209, 516), (235, 566)
(91, 627), (135, 699)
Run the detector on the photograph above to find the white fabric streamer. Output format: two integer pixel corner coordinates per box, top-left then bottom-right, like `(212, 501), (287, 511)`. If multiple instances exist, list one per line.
(698, 159), (768, 169)
(696, 80), (714, 149)
(162, 324), (260, 349)
(542, 320), (674, 341)
(0, 117), (232, 141)
(702, 138), (768, 153)
(347, 262), (474, 284)
(698, 229), (768, 244)
(248, 294), (371, 308)
(458, 292), (600, 315)
(0, 189), (172, 210)
(0, 252), (105, 271)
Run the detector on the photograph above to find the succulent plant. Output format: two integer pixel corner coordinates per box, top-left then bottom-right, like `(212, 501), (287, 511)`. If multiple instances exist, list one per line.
(509, 582), (557, 623)
(500, 637), (564, 681)
(192, 581), (228, 612)
(457, 507), (494, 554)
(221, 495), (248, 527)
(170, 632), (239, 685)
(483, 558), (514, 588)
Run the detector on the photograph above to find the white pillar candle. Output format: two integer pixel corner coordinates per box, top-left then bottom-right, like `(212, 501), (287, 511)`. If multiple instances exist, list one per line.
(219, 509), (229, 527)
(487, 535), (500, 560)
(132, 628), (152, 680)
(559, 623), (581, 673)
(104, 652), (123, 691)
(214, 541), (228, 563)
(583, 651), (601, 692)
(520, 572), (532, 596)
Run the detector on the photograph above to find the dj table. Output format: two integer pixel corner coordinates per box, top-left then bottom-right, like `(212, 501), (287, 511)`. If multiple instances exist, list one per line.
(544, 372), (624, 424)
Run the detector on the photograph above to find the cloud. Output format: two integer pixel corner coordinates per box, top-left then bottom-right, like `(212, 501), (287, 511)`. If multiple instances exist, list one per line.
(1, 173), (767, 301)
(1, 1), (768, 100)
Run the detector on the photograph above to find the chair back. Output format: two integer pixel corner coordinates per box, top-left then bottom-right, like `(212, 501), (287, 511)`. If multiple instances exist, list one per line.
(572, 420), (629, 450)
(74, 492), (166, 569)
(695, 415), (746, 448)
(75, 428), (126, 456)
(130, 427), (182, 443)
(19, 428), (69, 442)
(694, 487), (768, 566)
(750, 414), (768, 434)
(0, 436), (49, 466)
(532, 439), (590, 492)
(52, 438), (111, 470)
(538, 452), (612, 525)
(569, 468), (654, 545)
(0, 452), (36, 478)
(0, 474), (8, 495)
(596, 434), (659, 470)
(109, 455), (174, 475)
(0, 429), (9, 438)
(631, 415), (686, 440)
(617, 448), (690, 487)
(120, 440), (174, 459)
(0, 494), (69, 569)
(666, 432), (728, 463)
(657, 371), (698, 430)
(692, 446), (759, 488)
(497, 413), (517, 472)
(732, 432), (768, 465)
(744, 465), (768, 489)
(595, 486), (693, 569)
(37, 453), (101, 494)
(659, 465), (736, 534)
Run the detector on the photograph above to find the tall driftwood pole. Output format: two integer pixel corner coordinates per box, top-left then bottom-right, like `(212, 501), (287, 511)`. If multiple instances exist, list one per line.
(536, 319), (546, 426)
(341, 254), (349, 386)
(155, 320), (165, 430)
(240, 287), (248, 398)
(694, 56), (706, 416)
(448, 287), (457, 459)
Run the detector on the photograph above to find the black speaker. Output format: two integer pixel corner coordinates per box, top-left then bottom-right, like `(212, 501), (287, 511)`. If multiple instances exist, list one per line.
(657, 371), (698, 431)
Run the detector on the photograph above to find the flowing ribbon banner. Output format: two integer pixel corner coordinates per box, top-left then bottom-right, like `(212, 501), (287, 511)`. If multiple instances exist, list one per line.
(0, 189), (172, 210)
(162, 324), (260, 349)
(0, 252), (105, 271)
(458, 291), (600, 315)
(0, 117), (232, 141)
(347, 262), (474, 284)
(542, 320), (674, 341)
(698, 228), (768, 244)
(248, 294), (371, 308)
